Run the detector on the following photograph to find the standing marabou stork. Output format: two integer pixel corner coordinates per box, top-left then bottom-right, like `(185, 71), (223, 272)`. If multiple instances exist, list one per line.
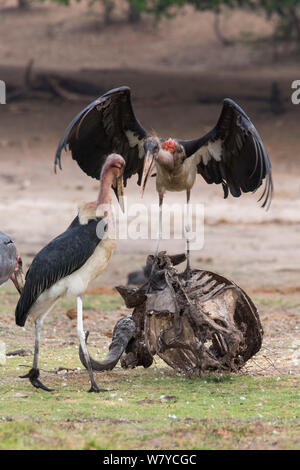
(0, 232), (24, 293)
(55, 86), (273, 275)
(15, 154), (125, 393)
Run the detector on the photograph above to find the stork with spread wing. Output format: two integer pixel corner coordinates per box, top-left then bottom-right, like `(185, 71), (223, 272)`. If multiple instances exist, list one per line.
(55, 86), (273, 276)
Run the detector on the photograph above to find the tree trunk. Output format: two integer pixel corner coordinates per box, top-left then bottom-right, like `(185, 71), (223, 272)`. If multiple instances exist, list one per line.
(213, 12), (232, 46)
(289, 7), (300, 43)
(127, 5), (141, 24)
(18, 0), (29, 9)
(102, 0), (114, 25)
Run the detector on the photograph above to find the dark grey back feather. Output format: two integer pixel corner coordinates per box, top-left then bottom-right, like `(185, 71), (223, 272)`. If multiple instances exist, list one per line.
(15, 216), (106, 327)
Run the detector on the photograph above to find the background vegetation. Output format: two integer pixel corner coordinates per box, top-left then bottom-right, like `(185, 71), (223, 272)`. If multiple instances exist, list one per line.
(7, 0), (300, 46)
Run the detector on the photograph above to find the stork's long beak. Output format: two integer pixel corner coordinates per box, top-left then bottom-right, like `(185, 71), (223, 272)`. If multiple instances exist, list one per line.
(114, 175), (125, 213)
(10, 256), (25, 294)
(141, 151), (156, 197)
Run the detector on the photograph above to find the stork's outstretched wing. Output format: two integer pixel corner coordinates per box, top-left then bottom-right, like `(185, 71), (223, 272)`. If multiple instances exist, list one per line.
(55, 86), (148, 186)
(179, 99), (273, 208)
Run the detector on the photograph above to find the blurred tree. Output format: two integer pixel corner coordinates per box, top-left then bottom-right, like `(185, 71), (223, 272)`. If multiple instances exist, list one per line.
(147, 0), (300, 44)
(127, 0), (144, 22)
(100, 0), (115, 24)
(44, 0), (142, 23)
(18, 0), (30, 7)
(36, 0), (300, 44)
(260, 0), (300, 42)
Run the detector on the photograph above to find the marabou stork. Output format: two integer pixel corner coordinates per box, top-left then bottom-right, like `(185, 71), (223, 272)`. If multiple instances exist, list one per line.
(55, 86), (273, 275)
(0, 232), (24, 293)
(15, 154), (125, 393)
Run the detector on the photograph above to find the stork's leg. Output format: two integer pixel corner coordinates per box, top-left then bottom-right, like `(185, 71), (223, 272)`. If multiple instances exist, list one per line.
(156, 193), (164, 257)
(184, 189), (192, 279)
(20, 316), (54, 392)
(152, 192), (164, 259)
(147, 193), (164, 291)
(76, 296), (107, 393)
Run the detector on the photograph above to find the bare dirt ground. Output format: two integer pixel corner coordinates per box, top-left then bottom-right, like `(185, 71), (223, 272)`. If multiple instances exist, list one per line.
(0, 3), (299, 447)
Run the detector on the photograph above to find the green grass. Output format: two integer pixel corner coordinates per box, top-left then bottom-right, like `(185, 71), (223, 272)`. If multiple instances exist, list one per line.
(58, 293), (124, 312)
(0, 287), (299, 450)
(0, 357), (299, 450)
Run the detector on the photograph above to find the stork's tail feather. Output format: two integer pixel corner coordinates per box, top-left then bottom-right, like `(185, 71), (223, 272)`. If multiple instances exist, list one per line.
(15, 300), (28, 327)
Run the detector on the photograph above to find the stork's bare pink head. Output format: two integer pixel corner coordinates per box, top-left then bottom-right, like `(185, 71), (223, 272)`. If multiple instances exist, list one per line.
(141, 137), (185, 196)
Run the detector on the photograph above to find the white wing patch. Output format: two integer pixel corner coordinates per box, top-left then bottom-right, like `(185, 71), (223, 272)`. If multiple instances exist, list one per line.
(125, 130), (144, 159)
(193, 139), (223, 166)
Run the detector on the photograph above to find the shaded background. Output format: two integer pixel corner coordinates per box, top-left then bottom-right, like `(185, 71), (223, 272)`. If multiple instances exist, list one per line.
(0, 1), (299, 449)
(1, 0), (300, 288)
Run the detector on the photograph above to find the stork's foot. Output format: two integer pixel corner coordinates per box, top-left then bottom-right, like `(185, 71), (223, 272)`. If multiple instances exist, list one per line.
(87, 383), (108, 393)
(20, 367), (54, 392)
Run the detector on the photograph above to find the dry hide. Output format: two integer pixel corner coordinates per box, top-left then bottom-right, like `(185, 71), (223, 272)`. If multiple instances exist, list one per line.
(80, 253), (263, 374)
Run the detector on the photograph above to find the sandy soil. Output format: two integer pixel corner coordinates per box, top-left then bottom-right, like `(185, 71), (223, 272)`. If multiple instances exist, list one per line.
(0, 3), (299, 381)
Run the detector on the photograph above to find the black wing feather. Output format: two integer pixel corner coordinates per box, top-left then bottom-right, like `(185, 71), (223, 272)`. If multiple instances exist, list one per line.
(179, 99), (273, 208)
(15, 216), (106, 327)
(55, 86), (147, 186)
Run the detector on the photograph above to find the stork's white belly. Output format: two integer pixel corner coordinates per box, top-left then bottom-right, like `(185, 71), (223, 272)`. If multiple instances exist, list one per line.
(28, 237), (116, 322)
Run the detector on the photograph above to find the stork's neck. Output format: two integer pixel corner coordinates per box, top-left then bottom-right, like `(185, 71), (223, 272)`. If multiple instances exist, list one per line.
(78, 171), (115, 225)
(157, 149), (174, 171)
(96, 171), (114, 208)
